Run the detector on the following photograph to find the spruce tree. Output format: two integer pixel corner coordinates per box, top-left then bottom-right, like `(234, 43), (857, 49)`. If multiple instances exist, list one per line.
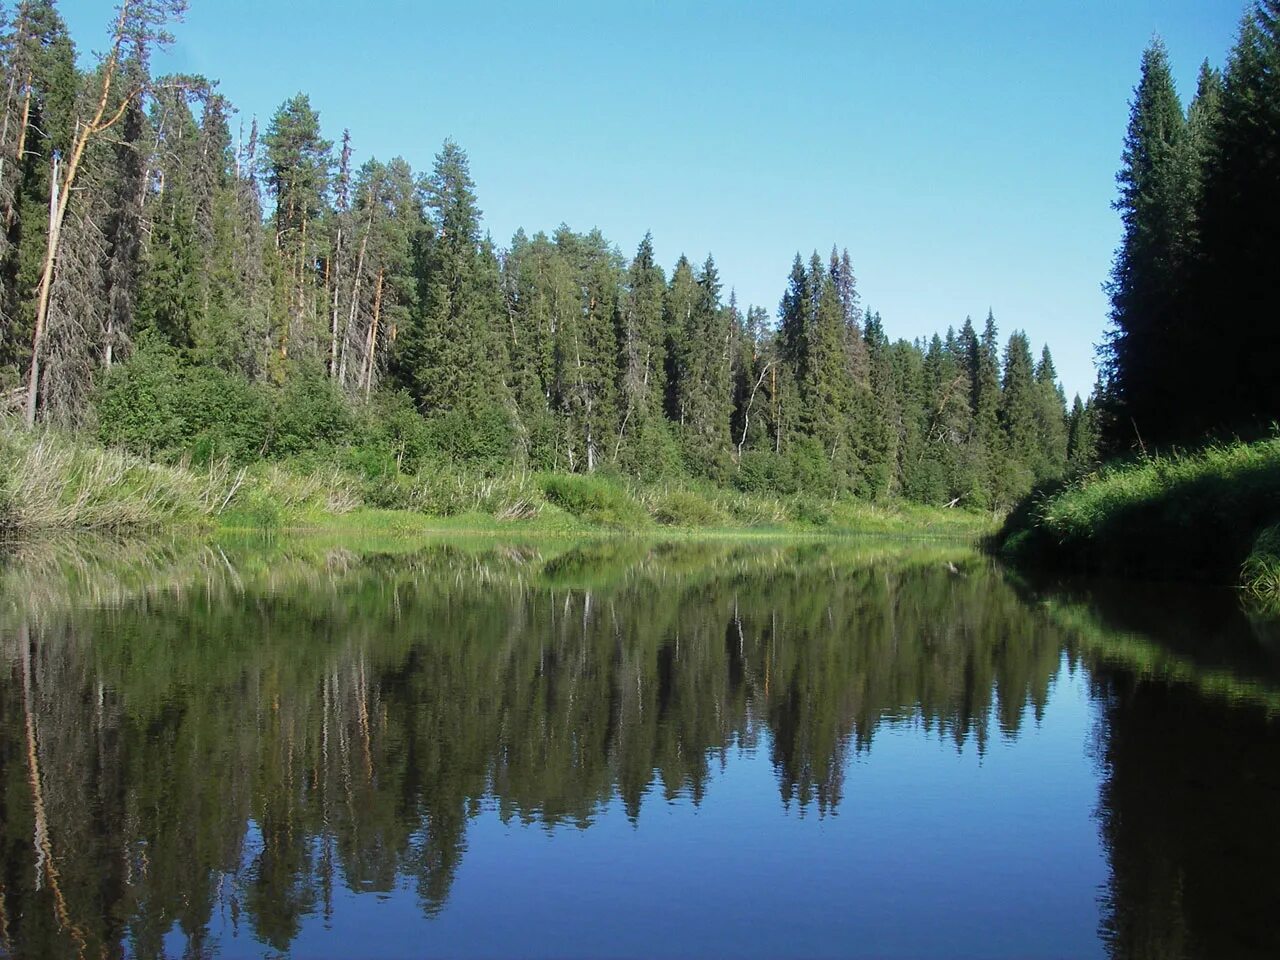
(1102, 39), (1196, 448)
(1032, 344), (1068, 480)
(396, 140), (506, 418)
(1191, 3), (1280, 437)
(616, 231), (668, 471)
(998, 331), (1038, 501)
(262, 93), (332, 364)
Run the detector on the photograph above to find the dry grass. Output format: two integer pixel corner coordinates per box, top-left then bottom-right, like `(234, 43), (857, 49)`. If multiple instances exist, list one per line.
(0, 420), (238, 531)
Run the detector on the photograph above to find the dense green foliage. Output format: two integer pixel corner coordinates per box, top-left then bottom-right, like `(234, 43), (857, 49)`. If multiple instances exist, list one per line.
(1101, 6), (1280, 450)
(997, 437), (1280, 592)
(1000, 7), (1280, 593)
(0, 421), (990, 536)
(0, 1), (1075, 515)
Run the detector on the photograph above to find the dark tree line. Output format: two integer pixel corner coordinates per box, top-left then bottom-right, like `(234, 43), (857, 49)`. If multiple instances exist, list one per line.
(0, 0), (1082, 509)
(1102, 3), (1280, 451)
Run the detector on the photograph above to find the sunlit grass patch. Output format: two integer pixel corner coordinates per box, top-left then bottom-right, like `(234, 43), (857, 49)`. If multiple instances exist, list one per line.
(998, 437), (1280, 594)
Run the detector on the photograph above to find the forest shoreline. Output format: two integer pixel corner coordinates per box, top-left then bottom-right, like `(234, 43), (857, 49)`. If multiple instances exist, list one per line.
(0, 422), (991, 541)
(992, 436), (1280, 607)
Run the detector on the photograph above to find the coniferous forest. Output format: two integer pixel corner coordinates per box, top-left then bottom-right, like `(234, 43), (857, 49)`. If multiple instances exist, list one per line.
(1101, 5), (1280, 451)
(995, 2), (1280, 595)
(0, 0), (1084, 517)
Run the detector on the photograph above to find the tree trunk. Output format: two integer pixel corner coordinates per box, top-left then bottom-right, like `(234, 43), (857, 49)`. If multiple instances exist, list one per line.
(338, 217), (371, 388)
(24, 152), (59, 426)
(25, 3), (133, 427)
(362, 268), (384, 399)
(329, 226), (343, 376)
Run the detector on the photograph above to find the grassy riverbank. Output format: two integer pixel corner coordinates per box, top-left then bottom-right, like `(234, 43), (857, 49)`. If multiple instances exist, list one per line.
(995, 437), (1280, 601)
(0, 422), (989, 539)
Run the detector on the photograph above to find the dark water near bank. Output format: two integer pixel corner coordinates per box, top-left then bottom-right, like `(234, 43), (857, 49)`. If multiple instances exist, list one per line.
(1, 537), (1279, 959)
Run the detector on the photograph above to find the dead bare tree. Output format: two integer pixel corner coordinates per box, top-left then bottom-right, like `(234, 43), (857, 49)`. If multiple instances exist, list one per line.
(23, 0), (187, 427)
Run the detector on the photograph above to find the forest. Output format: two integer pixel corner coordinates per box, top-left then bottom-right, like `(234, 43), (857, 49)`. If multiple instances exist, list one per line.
(1099, 6), (1280, 451)
(0, 0), (1086, 521)
(998, 2), (1280, 595)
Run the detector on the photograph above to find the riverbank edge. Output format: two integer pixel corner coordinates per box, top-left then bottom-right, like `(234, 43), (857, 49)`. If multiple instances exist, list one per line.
(989, 437), (1280, 607)
(0, 424), (992, 542)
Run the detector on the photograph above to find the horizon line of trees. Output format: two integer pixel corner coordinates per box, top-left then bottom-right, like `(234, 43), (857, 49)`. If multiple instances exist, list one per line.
(0, 0), (1088, 510)
(1100, 2), (1280, 452)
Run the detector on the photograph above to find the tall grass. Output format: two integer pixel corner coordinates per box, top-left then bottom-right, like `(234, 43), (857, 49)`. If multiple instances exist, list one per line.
(997, 436), (1280, 593)
(1242, 525), (1280, 611)
(1, 418), (991, 536)
(0, 421), (237, 531)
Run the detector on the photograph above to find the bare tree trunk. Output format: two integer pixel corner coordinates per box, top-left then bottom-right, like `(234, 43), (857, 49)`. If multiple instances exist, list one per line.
(0, 73), (32, 229)
(361, 268), (384, 399)
(24, 151), (59, 426)
(20, 623), (82, 950)
(328, 226), (342, 377)
(25, 3), (135, 427)
(737, 360), (776, 461)
(772, 365), (781, 454)
(338, 217), (371, 388)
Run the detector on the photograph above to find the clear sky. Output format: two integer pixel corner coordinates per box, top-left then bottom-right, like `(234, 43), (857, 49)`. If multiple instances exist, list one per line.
(63, 0), (1243, 399)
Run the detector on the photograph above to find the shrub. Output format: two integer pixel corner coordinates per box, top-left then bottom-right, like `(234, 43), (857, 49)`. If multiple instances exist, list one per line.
(356, 391), (434, 474)
(646, 488), (727, 527)
(96, 343), (269, 463)
(734, 450), (797, 495)
(265, 365), (351, 458)
(422, 403), (515, 465)
(540, 473), (648, 527)
(1243, 525), (1280, 603)
(618, 418), (686, 482)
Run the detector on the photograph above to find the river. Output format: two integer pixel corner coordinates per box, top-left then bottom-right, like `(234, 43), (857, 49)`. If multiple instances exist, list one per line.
(1, 535), (1277, 958)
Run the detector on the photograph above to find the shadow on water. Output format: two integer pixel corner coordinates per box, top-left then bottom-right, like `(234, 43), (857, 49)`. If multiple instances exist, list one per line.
(0, 534), (1277, 958)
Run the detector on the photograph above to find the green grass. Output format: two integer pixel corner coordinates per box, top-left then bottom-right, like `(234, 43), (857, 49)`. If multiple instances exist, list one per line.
(1, 418), (992, 539)
(996, 436), (1280, 596)
(1242, 524), (1280, 613)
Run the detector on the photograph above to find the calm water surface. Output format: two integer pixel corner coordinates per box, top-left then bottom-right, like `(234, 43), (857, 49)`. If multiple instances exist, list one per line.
(1, 536), (1278, 959)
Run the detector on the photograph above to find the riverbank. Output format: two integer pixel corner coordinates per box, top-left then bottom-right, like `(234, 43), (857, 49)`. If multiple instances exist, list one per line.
(994, 437), (1280, 604)
(0, 423), (990, 540)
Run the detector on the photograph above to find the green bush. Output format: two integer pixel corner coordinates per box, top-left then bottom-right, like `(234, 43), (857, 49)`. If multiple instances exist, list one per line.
(734, 450), (797, 495)
(540, 473), (648, 527)
(790, 495), (834, 527)
(95, 341), (189, 454)
(618, 417), (686, 482)
(1243, 525), (1280, 603)
(354, 391), (433, 474)
(422, 404), (515, 465)
(265, 365), (351, 458)
(647, 488), (727, 527)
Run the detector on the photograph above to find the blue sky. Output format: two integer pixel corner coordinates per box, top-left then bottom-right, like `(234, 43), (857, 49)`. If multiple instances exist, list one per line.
(63, 1), (1243, 399)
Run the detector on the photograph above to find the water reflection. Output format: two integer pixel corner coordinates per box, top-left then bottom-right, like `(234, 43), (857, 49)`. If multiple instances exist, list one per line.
(0, 537), (1277, 958)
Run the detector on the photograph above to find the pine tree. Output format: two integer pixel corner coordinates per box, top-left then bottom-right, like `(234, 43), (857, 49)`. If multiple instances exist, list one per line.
(552, 227), (622, 472)
(798, 256), (856, 492)
(1066, 394), (1099, 472)
(670, 254), (732, 477)
(262, 93), (332, 364)
(502, 229), (559, 466)
(863, 309), (899, 499)
(0, 0), (78, 392)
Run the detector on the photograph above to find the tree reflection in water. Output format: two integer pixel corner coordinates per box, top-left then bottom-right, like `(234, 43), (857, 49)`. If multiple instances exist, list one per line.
(0, 537), (1277, 958)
